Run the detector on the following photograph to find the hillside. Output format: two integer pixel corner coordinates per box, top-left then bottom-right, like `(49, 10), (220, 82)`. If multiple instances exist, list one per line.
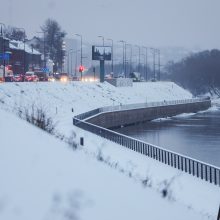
(0, 108), (217, 220)
(0, 81), (219, 219)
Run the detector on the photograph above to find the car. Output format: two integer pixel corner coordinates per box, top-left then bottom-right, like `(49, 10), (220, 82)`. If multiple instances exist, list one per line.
(4, 76), (14, 82)
(54, 73), (70, 82)
(34, 71), (48, 81)
(24, 72), (39, 82)
(72, 76), (80, 81)
(13, 74), (23, 82)
(60, 75), (68, 82)
(48, 76), (56, 82)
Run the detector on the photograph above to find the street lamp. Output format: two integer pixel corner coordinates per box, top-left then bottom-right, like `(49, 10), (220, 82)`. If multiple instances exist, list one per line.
(61, 41), (66, 73)
(107, 38), (114, 75)
(125, 43), (132, 77)
(150, 48), (156, 81)
(135, 45), (141, 73)
(98, 35), (104, 46)
(143, 46), (148, 81)
(73, 49), (80, 76)
(119, 40), (126, 75)
(75, 34), (83, 79)
(67, 49), (74, 74)
(156, 49), (160, 81)
(0, 22), (6, 80)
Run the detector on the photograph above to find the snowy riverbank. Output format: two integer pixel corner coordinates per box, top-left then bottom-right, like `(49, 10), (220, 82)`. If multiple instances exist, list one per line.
(0, 81), (219, 220)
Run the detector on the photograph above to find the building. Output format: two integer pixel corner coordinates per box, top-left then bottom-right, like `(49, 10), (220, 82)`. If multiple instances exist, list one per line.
(0, 36), (10, 67)
(9, 40), (42, 74)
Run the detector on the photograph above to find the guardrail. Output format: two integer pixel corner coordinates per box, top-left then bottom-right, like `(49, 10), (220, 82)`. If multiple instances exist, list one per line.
(76, 97), (210, 120)
(73, 97), (220, 187)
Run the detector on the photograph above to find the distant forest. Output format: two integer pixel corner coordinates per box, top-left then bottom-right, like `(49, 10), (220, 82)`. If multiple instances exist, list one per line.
(163, 49), (220, 96)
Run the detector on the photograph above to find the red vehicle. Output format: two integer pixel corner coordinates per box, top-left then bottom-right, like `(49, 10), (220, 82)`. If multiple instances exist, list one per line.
(13, 74), (23, 82)
(24, 72), (39, 82)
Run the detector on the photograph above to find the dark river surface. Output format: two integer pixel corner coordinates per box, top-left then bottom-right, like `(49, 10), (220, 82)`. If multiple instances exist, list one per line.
(114, 107), (220, 167)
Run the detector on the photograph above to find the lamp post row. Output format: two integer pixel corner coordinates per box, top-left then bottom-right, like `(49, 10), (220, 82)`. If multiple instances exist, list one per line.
(0, 22), (160, 81)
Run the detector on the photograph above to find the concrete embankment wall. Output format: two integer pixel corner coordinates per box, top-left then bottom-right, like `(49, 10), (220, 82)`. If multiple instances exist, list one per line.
(86, 100), (211, 128)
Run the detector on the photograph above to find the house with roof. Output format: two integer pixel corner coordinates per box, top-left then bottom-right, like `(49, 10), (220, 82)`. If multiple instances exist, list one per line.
(9, 40), (42, 74)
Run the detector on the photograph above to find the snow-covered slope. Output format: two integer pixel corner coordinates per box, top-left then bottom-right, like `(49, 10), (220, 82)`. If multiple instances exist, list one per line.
(0, 81), (219, 219)
(0, 109), (215, 220)
(0, 81), (192, 136)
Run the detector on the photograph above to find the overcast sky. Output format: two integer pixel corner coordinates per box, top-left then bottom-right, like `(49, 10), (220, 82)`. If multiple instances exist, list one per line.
(1, 0), (220, 49)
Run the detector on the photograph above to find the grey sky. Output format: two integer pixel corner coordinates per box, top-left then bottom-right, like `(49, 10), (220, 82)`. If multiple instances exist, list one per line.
(1, 0), (220, 49)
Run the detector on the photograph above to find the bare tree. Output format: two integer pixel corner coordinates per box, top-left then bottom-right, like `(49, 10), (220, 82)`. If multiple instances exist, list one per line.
(41, 19), (66, 72)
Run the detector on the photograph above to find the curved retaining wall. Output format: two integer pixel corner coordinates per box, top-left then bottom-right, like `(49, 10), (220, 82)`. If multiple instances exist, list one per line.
(73, 98), (220, 186)
(86, 100), (211, 128)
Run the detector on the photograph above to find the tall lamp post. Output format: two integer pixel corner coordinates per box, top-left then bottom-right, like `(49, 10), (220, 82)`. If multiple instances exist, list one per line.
(73, 49), (80, 77)
(98, 35), (104, 46)
(150, 48), (156, 81)
(119, 40), (126, 75)
(75, 34), (83, 79)
(67, 49), (74, 74)
(107, 38), (114, 75)
(125, 43), (131, 77)
(135, 45), (141, 73)
(157, 49), (160, 81)
(0, 22), (6, 80)
(143, 46), (148, 81)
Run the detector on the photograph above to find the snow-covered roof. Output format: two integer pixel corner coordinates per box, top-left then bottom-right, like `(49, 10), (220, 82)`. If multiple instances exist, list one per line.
(9, 40), (41, 55)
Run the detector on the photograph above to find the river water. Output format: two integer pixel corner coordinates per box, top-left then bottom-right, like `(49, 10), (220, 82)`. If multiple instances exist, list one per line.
(115, 106), (220, 167)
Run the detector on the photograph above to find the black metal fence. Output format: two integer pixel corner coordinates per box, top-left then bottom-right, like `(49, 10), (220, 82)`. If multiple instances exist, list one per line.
(73, 97), (220, 187)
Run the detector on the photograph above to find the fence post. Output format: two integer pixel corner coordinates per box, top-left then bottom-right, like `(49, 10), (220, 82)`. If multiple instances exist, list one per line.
(205, 165), (208, 181)
(192, 161), (195, 176)
(197, 162), (199, 177)
(217, 206), (220, 220)
(214, 168), (217, 185)
(185, 158), (187, 172)
(174, 154), (176, 168)
(188, 160), (191, 174)
(80, 137), (84, 146)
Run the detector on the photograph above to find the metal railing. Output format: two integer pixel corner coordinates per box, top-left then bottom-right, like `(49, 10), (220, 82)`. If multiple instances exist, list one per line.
(73, 97), (220, 187)
(76, 97), (210, 120)
(100, 98), (209, 113)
